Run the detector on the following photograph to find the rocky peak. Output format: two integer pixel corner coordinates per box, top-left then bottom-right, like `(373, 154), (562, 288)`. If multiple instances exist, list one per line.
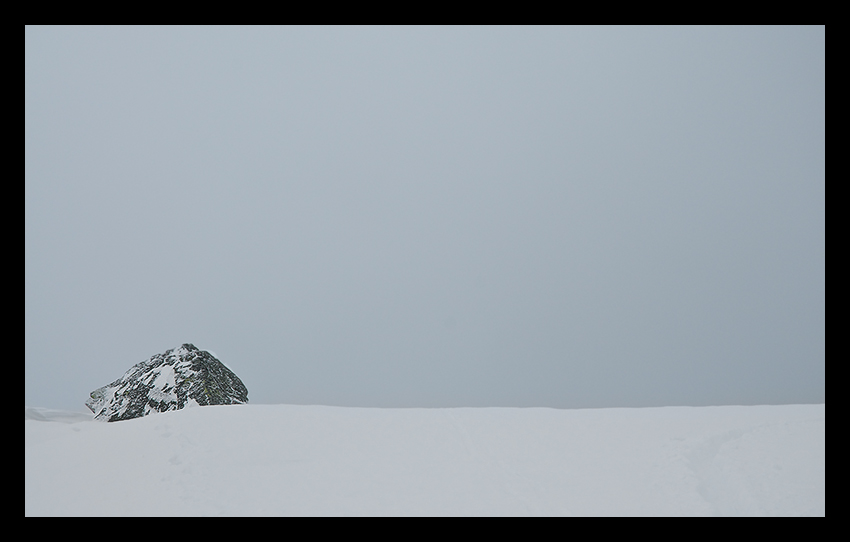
(86, 343), (248, 422)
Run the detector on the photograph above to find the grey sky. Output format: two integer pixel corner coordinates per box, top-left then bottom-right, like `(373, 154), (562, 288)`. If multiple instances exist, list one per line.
(25, 26), (825, 411)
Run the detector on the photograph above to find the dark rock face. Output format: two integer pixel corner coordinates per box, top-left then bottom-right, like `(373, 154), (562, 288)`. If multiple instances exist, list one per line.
(85, 344), (248, 422)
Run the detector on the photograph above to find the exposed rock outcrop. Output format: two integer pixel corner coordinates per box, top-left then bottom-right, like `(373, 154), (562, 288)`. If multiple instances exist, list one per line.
(85, 344), (248, 422)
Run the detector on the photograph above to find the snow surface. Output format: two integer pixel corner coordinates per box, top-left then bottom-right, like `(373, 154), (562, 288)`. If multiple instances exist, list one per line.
(25, 403), (824, 516)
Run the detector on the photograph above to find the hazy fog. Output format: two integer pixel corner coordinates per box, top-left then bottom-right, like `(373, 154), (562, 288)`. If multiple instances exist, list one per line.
(25, 26), (825, 411)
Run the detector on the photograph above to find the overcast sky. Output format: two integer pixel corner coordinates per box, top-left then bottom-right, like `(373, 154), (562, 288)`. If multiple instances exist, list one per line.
(25, 26), (825, 412)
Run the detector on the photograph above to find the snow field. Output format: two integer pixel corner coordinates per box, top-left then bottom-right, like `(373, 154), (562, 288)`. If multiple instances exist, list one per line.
(25, 403), (824, 516)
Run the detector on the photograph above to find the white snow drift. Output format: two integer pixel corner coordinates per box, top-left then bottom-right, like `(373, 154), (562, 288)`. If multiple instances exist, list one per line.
(25, 403), (825, 516)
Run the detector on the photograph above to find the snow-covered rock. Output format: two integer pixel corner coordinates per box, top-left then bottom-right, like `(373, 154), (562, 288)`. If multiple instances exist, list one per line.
(85, 344), (248, 422)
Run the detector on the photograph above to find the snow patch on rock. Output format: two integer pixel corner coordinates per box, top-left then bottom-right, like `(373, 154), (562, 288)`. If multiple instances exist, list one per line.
(85, 343), (248, 422)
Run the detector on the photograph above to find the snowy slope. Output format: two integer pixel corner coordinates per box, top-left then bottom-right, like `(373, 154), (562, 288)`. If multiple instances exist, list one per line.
(25, 403), (825, 516)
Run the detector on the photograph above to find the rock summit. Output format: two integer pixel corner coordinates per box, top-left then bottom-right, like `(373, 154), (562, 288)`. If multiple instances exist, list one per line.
(85, 343), (248, 422)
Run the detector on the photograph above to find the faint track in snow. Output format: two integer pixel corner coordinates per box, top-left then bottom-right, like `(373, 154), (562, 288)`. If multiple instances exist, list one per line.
(685, 416), (825, 516)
